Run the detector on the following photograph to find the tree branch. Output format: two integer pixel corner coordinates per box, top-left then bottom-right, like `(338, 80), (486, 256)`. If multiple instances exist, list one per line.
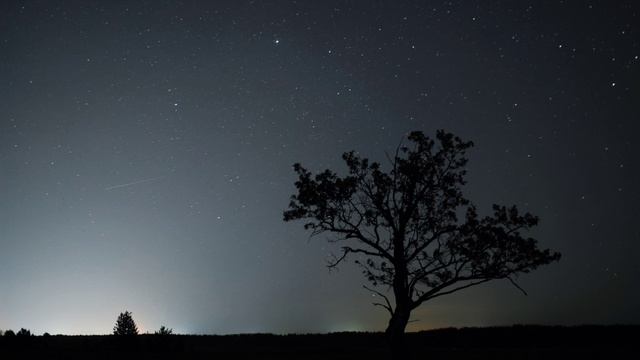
(413, 278), (492, 308)
(363, 285), (394, 316)
(507, 276), (528, 296)
(328, 245), (389, 268)
(320, 224), (395, 263)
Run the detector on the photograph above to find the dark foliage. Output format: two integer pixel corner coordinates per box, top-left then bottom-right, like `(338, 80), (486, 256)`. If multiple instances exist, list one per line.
(4, 329), (15, 337)
(155, 326), (173, 335)
(16, 328), (32, 337)
(284, 130), (561, 343)
(113, 311), (139, 336)
(0, 326), (636, 359)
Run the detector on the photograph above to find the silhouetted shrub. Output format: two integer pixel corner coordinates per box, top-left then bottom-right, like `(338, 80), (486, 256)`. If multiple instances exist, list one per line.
(4, 329), (15, 336)
(155, 325), (173, 335)
(43, 332), (51, 337)
(16, 328), (32, 336)
(113, 311), (138, 335)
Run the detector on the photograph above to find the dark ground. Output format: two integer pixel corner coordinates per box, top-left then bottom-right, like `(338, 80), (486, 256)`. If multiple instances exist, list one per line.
(0, 325), (637, 359)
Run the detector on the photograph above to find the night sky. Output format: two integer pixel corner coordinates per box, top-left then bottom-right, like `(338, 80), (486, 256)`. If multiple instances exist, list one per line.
(1, 1), (639, 335)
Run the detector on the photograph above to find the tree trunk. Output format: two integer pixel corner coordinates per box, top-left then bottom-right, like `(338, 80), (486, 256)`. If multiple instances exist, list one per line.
(388, 234), (411, 358)
(385, 305), (411, 358)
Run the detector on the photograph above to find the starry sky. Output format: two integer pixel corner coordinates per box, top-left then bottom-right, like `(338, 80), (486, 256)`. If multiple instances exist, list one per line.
(1, 1), (639, 335)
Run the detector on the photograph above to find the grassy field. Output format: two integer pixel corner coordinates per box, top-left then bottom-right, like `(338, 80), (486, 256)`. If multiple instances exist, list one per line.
(0, 325), (637, 359)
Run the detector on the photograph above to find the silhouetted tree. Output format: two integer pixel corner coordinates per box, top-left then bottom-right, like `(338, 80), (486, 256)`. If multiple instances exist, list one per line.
(113, 311), (139, 335)
(155, 325), (173, 335)
(4, 329), (15, 336)
(284, 130), (560, 350)
(16, 328), (32, 336)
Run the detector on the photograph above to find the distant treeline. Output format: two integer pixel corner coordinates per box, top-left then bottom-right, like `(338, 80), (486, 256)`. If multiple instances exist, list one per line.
(0, 325), (637, 359)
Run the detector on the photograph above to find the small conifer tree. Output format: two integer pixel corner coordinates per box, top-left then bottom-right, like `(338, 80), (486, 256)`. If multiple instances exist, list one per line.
(113, 311), (139, 335)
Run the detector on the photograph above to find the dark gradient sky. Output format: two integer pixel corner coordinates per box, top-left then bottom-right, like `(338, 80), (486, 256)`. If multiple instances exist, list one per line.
(1, 1), (639, 335)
